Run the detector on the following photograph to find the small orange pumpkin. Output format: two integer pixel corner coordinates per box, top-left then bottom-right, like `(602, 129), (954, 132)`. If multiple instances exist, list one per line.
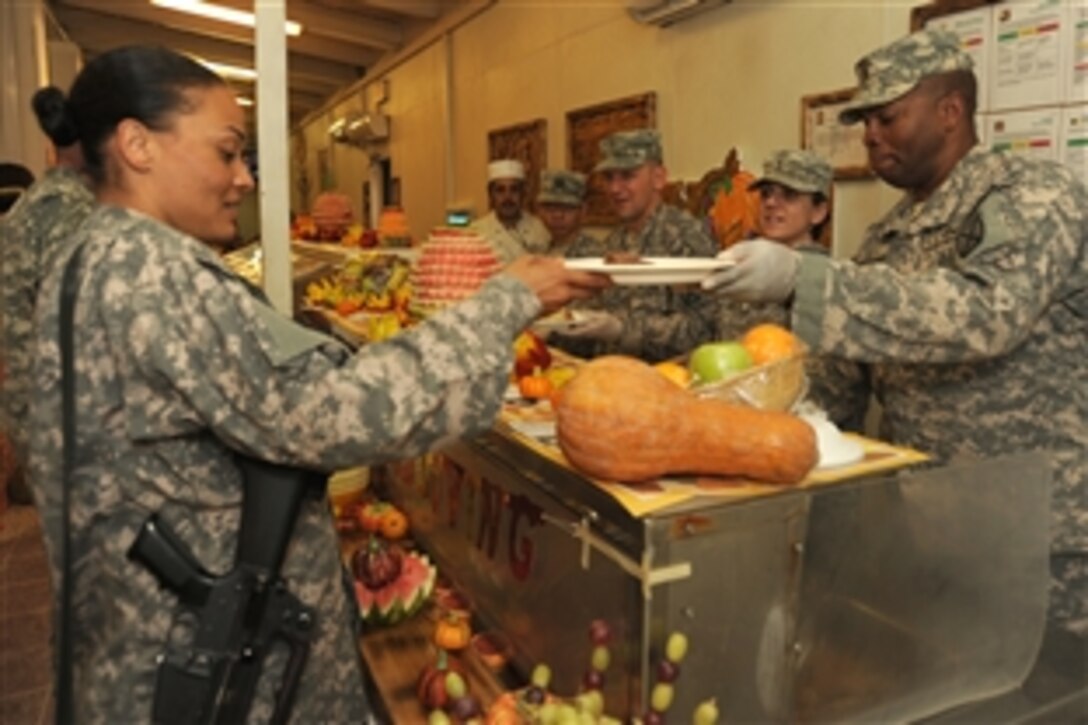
(518, 370), (555, 400)
(379, 507), (409, 540)
(434, 611), (472, 651)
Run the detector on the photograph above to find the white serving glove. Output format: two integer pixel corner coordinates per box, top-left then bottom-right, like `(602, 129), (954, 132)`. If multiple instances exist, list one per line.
(701, 239), (801, 303)
(556, 311), (623, 341)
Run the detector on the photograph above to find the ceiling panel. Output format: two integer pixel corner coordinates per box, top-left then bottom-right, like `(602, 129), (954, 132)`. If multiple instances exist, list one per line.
(47, 0), (468, 125)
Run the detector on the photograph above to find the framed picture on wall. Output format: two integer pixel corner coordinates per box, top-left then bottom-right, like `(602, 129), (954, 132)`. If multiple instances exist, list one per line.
(800, 88), (872, 180)
(567, 92), (657, 225)
(487, 119), (547, 208)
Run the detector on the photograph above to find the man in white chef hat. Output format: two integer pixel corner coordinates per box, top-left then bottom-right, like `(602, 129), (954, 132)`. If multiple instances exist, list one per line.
(472, 158), (551, 264)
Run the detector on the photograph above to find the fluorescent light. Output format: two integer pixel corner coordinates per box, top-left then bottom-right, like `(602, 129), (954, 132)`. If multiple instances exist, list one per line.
(236, 96), (254, 107)
(195, 58), (258, 81)
(151, 0), (303, 36)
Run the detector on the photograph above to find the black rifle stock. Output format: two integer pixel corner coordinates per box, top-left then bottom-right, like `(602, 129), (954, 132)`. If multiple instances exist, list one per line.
(128, 456), (324, 725)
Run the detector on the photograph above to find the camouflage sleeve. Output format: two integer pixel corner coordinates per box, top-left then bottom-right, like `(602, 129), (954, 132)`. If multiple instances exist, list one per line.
(564, 233), (607, 259)
(114, 252), (539, 470)
(792, 174), (1086, 363)
(805, 356), (871, 432)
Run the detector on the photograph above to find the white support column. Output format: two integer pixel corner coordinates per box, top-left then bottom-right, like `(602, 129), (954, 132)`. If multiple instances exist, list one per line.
(255, 0), (292, 314)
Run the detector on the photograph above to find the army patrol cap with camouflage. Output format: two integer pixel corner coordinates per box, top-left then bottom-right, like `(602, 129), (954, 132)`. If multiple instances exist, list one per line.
(594, 129), (663, 172)
(537, 170), (587, 206)
(751, 150), (832, 196)
(839, 28), (973, 125)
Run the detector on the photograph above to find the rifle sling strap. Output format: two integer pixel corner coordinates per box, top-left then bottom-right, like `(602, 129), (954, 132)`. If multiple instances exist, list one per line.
(58, 242), (88, 725)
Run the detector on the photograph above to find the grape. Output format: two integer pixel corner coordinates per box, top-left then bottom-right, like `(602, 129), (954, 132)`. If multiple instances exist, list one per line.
(427, 710), (451, 725)
(523, 685), (546, 705)
(589, 618), (613, 645)
(575, 689), (604, 716)
(582, 669), (604, 691)
(537, 702), (559, 724)
(651, 682), (674, 712)
(444, 671), (466, 699)
(555, 704), (579, 725)
(591, 644), (611, 672)
(656, 658), (680, 683)
(693, 698), (719, 725)
(665, 632), (689, 663)
(449, 694), (480, 721)
(531, 663), (552, 689)
(644, 710), (664, 725)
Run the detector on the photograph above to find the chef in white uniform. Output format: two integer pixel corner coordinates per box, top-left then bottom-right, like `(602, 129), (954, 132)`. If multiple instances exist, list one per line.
(472, 159), (550, 264)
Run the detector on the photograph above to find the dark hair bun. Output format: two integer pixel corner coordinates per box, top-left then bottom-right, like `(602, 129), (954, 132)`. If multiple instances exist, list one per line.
(32, 86), (80, 148)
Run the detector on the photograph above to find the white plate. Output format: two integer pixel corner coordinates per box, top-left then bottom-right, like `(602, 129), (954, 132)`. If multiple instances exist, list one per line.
(564, 257), (736, 286)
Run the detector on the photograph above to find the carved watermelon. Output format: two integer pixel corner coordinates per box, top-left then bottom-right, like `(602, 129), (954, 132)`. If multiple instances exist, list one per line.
(353, 550), (436, 626)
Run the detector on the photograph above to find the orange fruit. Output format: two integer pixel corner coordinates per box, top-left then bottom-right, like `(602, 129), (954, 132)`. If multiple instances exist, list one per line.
(654, 361), (693, 388)
(741, 324), (802, 365)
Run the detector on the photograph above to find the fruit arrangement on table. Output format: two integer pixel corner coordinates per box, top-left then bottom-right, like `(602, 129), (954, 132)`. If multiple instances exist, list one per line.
(467, 619), (718, 725)
(511, 330), (580, 405)
(686, 323), (807, 412)
(305, 253), (419, 342)
(336, 495), (439, 627)
(547, 324), (818, 485)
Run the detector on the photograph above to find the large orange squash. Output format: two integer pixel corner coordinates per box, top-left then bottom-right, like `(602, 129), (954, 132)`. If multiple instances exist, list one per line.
(555, 356), (817, 484)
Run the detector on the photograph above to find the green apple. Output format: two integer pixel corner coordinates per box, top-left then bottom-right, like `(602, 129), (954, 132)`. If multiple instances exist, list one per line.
(689, 341), (753, 383)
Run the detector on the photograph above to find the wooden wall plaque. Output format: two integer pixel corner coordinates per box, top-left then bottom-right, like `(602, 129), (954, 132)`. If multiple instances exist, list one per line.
(487, 119), (547, 211)
(566, 92), (657, 226)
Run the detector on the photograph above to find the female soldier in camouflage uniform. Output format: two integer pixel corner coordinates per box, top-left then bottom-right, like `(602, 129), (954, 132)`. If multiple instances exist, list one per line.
(28, 46), (607, 722)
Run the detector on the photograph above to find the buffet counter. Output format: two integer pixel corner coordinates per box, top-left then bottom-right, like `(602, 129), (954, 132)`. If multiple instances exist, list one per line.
(367, 398), (1054, 722)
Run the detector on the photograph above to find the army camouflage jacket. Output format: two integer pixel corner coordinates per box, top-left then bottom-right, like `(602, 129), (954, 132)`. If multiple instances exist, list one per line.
(792, 149), (1087, 561)
(547, 229), (598, 258)
(0, 166), (94, 465)
(557, 203), (719, 362)
(29, 205), (539, 722)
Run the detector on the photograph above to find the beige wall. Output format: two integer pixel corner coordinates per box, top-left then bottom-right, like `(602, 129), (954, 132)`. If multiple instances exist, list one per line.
(294, 0), (916, 258)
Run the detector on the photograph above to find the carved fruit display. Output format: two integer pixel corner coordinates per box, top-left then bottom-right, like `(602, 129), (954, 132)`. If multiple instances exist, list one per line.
(352, 536), (403, 589)
(350, 537), (436, 626)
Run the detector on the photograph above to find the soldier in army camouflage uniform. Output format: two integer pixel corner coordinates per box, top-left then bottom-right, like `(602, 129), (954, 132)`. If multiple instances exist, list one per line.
(554, 129), (720, 362)
(713, 149), (834, 339)
(706, 29), (1087, 636)
(0, 89), (95, 504)
(28, 46), (608, 723)
(534, 169), (598, 257)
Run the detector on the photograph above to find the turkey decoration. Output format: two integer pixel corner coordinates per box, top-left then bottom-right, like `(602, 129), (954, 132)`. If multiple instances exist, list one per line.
(705, 148), (760, 250)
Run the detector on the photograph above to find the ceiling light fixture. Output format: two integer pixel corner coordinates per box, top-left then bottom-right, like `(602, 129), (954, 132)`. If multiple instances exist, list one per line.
(236, 96), (254, 107)
(151, 0), (303, 36)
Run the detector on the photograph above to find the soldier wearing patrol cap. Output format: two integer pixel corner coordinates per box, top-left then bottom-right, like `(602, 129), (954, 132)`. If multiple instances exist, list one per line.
(706, 28), (1088, 637)
(1, 90), (94, 506)
(471, 158), (550, 264)
(750, 149), (832, 250)
(707, 148), (836, 341)
(534, 169), (596, 257)
(554, 129), (720, 362)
